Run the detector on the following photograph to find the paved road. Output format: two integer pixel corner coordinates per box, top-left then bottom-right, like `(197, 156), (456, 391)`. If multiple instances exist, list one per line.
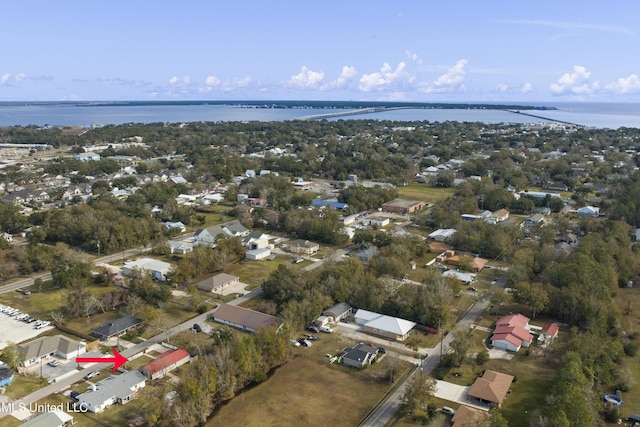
(361, 297), (490, 427)
(0, 247), (145, 295)
(302, 244), (359, 271)
(1, 284), (264, 420)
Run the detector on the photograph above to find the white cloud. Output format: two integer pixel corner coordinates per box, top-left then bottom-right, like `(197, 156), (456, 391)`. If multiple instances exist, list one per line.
(0, 73), (10, 85)
(169, 76), (191, 86)
(495, 84), (508, 92)
(519, 82), (533, 93)
(15, 73), (26, 82)
(205, 75), (221, 87)
(322, 66), (357, 90)
(358, 62), (411, 92)
(418, 59), (468, 94)
(550, 66), (599, 95)
(605, 74), (640, 94)
(221, 76), (253, 92)
(284, 66), (325, 89)
(405, 50), (423, 64)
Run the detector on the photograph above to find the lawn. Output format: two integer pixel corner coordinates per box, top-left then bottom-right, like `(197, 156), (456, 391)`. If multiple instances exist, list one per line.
(205, 331), (412, 427)
(615, 286), (640, 420)
(224, 258), (286, 287)
(397, 184), (455, 203)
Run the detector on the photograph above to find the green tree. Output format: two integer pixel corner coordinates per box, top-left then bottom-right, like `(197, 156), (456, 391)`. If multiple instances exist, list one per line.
(0, 342), (24, 373)
(400, 371), (437, 414)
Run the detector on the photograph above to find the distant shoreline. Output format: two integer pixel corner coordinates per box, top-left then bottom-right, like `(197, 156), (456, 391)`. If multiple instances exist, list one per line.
(0, 100), (556, 111)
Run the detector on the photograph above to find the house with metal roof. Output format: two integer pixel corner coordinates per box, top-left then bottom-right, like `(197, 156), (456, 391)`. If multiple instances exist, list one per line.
(121, 258), (172, 281)
(20, 409), (74, 427)
(140, 348), (191, 380)
(18, 335), (87, 367)
(196, 273), (240, 293)
(212, 303), (281, 333)
(354, 309), (416, 341)
(92, 315), (142, 341)
(323, 302), (353, 323)
(76, 370), (146, 413)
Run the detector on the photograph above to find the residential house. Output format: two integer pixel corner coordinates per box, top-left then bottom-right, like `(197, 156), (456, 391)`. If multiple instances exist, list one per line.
(428, 229), (456, 242)
(287, 239), (320, 255)
(490, 209), (510, 223)
(246, 248), (272, 260)
(467, 370), (514, 408)
(323, 303), (353, 323)
(554, 242), (573, 255)
(381, 199), (425, 215)
(311, 199), (348, 210)
(243, 232), (269, 250)
(76, 370), (146, 413)
(212, 303), (281, 332)
(491, 314), (533, 352)
(196, 273), (240, 293)
(576, 205), (600, 217)
(20, 409), (74, 427)
(293, 180), (314, 190)
(121, 258), (172, 282)
(140, 348), (191, 380)
(523, 213), (545, 226)
(164, 221), (186, 233)
(194, 220), (250, 246)
(451, 405), (490, 427)
(75, 152), (101, 162)
(354, 309), (416, 341)
(167, 240), (193, 255)
(538, 323), (560, 345)
(1, 232), (12, 242)
(441, 269), (476, 285)
(340, 343), (379, 369)
(18, 335), (87, 367)
(92, 315), (142, 340)
(354, 247), (379, 261)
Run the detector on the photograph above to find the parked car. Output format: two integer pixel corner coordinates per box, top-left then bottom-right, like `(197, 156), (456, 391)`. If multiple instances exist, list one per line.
(48, 359), (60, 367)
(377, 346), (387, 354)
(319, 326), (333, 333)
(21, 290), (31, 295)
(441, 406), (456, 415)
(297, 339), (312, 347)
(84, 371), (100, 380)
(70, 390), (80, 401)
(192, 323), (202, 333)
(307, 325), (320, 333)
(305, 335), (319, 341)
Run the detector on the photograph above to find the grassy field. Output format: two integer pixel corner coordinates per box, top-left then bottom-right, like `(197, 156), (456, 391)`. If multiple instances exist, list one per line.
(615, 286), (640, 420)
(224, 258), (288, 287)
(205, 331), (412, 427)
(397, 184), (455, 203)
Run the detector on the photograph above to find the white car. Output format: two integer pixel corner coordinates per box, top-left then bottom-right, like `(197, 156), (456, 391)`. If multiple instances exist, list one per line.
(48, 359), (60, 367)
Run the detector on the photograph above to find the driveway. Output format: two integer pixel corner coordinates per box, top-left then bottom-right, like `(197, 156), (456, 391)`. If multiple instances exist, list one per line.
(434, 380), (488, 411)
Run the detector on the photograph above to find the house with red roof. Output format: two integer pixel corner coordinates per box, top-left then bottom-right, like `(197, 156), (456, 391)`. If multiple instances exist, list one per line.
(491, 314), (534, 352)
(538, 323), (560, 345)
(140, 348), (191, 380)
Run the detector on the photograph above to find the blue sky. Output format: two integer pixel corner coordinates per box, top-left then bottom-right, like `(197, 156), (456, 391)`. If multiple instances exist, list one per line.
(2, 1), (640, 102)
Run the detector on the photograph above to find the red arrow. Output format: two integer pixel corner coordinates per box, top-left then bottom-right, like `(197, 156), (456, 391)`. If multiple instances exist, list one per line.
(76, 348), (129, 372)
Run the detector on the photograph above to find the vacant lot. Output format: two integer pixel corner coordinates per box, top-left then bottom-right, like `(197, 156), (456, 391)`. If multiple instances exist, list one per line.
(397, 184), (455, 203)
(206, 332), (411, 427)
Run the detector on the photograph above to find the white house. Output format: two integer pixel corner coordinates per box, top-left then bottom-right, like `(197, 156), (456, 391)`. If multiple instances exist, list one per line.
(18, 335), (87, 367)
(353, 309), (416, 341)
(442, 269), (476, 285)
(76, 371), (146, 413)
(246, 248), (272, 260)
(428, 229), (456, 242)
(121, 258), (172, 281)
(576, 205), (600, 217)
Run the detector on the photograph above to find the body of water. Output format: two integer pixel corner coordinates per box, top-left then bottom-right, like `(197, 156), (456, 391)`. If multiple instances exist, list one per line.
(0, 101), (638, 129)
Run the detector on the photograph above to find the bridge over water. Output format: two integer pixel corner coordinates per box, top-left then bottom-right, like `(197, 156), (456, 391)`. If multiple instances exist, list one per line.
(294, 107), (406, 121)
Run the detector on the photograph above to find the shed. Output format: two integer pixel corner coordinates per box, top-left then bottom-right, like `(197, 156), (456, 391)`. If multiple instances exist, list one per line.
(246, 248), (272, 260)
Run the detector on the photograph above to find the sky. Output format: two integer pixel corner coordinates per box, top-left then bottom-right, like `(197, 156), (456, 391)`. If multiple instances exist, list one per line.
(2, 1), (640, 103)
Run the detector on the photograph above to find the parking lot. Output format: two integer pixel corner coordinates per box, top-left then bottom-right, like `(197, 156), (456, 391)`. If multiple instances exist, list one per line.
(0, 305), (53, 350)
